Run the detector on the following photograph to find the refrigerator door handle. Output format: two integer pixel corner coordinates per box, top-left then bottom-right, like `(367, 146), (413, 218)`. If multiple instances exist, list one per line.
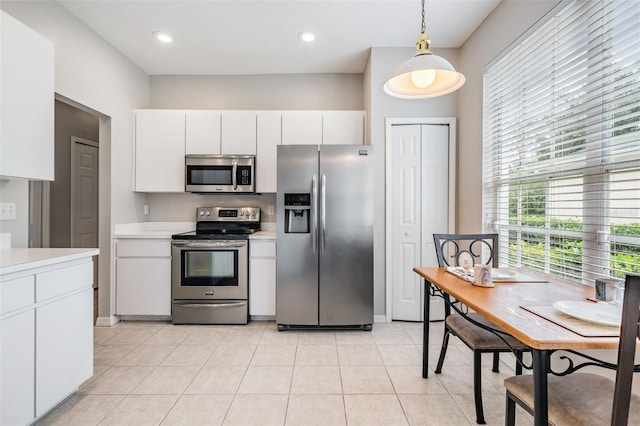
(320, 173), (326, 252)
(312, 174), (318, 253)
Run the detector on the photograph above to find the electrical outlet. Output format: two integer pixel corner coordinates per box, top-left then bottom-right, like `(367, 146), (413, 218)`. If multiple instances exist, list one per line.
(0, 203), (16, 220)
(267, 205), (275, 215)
(143, 204), (149, 215)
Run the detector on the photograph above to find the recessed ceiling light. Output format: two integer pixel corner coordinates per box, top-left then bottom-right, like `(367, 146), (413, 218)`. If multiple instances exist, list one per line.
(153, 31), (173, 43)
(298, 32), (315, 43)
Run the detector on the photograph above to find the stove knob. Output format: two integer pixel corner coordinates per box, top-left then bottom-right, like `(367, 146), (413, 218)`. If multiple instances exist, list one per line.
(205, 211), (211, 216)
(199, 211), (205, 216)
(239, 211), (244, 216)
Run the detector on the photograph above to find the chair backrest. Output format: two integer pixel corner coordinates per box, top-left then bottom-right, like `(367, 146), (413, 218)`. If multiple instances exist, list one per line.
(433, 233), (499, 268)
(611, 273), (640, 426)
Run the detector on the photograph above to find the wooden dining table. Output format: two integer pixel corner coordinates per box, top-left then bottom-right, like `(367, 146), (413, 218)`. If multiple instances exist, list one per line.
(413, 266), (624, 426)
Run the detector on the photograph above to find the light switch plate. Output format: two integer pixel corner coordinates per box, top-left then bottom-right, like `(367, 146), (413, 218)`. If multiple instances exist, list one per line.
(267, 205), (275, 215)
(0, 203), (16, 220)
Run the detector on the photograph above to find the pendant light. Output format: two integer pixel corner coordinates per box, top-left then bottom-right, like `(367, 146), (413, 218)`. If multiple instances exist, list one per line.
(383, 0), (465, 99)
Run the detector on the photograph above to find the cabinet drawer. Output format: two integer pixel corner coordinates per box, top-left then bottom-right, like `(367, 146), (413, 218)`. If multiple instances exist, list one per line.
(36, 261), (93, 302)
(1, 275), (35, 315)
(250, 240), (276, 257)
(116, 239), (171, 257)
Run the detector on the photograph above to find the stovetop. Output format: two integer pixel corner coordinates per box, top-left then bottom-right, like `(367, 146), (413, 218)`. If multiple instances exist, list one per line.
(172, 206), (261, 240)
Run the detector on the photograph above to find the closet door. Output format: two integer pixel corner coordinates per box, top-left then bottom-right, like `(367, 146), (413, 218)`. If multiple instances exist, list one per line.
(391, 124), (450, 321)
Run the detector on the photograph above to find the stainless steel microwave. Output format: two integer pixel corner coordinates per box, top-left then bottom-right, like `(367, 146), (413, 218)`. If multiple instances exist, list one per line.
(185, 155), (255, 193)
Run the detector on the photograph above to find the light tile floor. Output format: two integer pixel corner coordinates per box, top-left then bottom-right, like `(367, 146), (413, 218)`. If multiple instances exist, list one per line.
(37, 321), (533, 426)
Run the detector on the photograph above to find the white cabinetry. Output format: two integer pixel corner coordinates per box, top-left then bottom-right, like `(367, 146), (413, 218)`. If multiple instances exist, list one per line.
(249, 239), (276, 318)
(35, 261), (93, 416)
(0, 11), (54, 180)
(281, 111), (365, 145)
(256, 112), (281, 193)
(1, 253), (95, 425)
(185, 111), (221, 155)
(322, 111), (365, 145)
(221, 112), (257, 155)
(0, 275), (35, 426)
(281, 112), (323, 145)
(134, 110), (185, 192)
(116, 239), (172, 316)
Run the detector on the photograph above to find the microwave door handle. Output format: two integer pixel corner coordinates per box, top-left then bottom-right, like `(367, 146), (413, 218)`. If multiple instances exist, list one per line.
(311, 174), (318, 253)
(232, 160), (238, 190)
(320, 174), (326, 252)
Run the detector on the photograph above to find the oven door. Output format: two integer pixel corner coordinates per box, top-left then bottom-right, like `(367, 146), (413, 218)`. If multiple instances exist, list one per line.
(171, 240), (248, 300)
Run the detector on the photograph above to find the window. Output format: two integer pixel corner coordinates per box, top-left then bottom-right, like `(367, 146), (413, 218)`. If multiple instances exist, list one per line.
(483, 0), (640, 285)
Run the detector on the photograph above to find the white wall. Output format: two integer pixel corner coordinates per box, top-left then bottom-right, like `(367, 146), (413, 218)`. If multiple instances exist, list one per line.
(151, 74), (364, 110)
(456, 0), (560, 232)
(0, 1), (150, 322)
(367, 47), (459, 315)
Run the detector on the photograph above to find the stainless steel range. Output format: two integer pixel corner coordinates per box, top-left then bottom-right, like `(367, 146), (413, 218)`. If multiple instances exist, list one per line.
(171, 207), (260, 324)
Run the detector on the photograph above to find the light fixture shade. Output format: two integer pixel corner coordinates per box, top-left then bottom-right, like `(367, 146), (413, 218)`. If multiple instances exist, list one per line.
(383, 53), (466, 99)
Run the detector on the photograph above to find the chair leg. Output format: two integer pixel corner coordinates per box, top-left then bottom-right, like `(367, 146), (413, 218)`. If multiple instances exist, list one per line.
(473, 351), (486, 424)
(505, 391), (516, 426)
(492, 352), (500, 372)
(434, 327), (451, 374)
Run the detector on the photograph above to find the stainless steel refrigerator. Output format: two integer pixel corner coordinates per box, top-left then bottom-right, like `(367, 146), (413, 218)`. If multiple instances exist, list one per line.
(276, 144), (374, 330)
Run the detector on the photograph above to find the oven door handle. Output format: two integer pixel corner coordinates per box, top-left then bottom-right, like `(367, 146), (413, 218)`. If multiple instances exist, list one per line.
(175, 302), (247, 309)
(172, 241), (246, 248)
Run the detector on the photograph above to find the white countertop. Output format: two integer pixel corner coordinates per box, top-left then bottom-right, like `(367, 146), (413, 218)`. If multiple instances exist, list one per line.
(114, 222), (195, 238)
(1, 248), (100, 276)
(114, 221), (277, 239)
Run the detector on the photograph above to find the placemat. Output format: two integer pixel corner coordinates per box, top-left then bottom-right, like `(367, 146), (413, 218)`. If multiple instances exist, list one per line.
(446, 267), (549, 283)
(521, 305), (620, 337)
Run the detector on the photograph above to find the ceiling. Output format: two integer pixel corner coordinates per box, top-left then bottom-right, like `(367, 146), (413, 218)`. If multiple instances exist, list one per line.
(57, 0), (501, 76)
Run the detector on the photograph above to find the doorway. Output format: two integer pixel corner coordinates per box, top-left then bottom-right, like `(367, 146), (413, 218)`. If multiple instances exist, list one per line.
(386, 118), (456, 322)
(29, 100), (100, 320)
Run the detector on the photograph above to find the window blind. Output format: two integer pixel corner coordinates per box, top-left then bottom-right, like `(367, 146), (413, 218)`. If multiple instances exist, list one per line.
(483, 0), (640, 285)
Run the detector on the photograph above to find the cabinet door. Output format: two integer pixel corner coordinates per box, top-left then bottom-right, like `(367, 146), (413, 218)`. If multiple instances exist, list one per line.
(116, 257), (171, 315)
(186, 111), (221, 154)
(36, 288), (93, 417)
(135, 110), (185, 192)
(256, 112), (281, 193)
(0, 11), (54, 180)
(221, 112), (257, 155)
(1, 310), (35, 426)
(249, 240), (276, 317)
(322, 111), (365, 145)
(281, 112), (322, 145)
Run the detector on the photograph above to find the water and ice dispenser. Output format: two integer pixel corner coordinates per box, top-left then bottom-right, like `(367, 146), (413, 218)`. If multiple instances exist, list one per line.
(284, 193), (311, 233)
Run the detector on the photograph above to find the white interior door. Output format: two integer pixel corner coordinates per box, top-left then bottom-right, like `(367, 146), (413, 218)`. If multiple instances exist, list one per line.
(391, 124), (450, 321)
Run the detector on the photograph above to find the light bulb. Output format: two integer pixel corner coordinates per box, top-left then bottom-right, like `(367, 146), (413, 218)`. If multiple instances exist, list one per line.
(410, 69), (436, 88)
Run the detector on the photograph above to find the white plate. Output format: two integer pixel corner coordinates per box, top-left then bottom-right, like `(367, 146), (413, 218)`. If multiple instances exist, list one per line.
(492, 269), (517, 281)
(552, 300), (621, 327)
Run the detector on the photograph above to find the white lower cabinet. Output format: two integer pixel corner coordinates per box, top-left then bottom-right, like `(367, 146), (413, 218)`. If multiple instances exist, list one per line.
(36, 288), (93, 416)
(0, 309), (35, 426)
(0, 255), (95, 425)
(116, 239), (172, 316)
(249, 239), (276, 317)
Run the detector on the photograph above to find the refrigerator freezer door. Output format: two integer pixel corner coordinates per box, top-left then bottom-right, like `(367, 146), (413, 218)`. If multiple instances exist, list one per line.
(276, 145), (320, 326)
(318, 145), (374, 326)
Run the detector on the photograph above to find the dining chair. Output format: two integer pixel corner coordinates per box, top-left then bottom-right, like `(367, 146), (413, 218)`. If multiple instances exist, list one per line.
(503, 274), (640, 426)
(432, 233), (529, 424)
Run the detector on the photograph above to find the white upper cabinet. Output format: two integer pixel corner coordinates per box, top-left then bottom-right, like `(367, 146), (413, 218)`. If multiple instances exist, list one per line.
(322, 111), (365, 145)
(134, 110), (185, 192)
(0, 11), (54, 181)
(221, 112), (257, 155)
(256, 112), (281, 193)
(185, 111), (221, 155)
(281, 112), (323, 145)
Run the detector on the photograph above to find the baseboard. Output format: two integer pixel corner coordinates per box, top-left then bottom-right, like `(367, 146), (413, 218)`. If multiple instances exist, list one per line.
(374, 314), (388, 323)
(95, 315), (119, 327)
